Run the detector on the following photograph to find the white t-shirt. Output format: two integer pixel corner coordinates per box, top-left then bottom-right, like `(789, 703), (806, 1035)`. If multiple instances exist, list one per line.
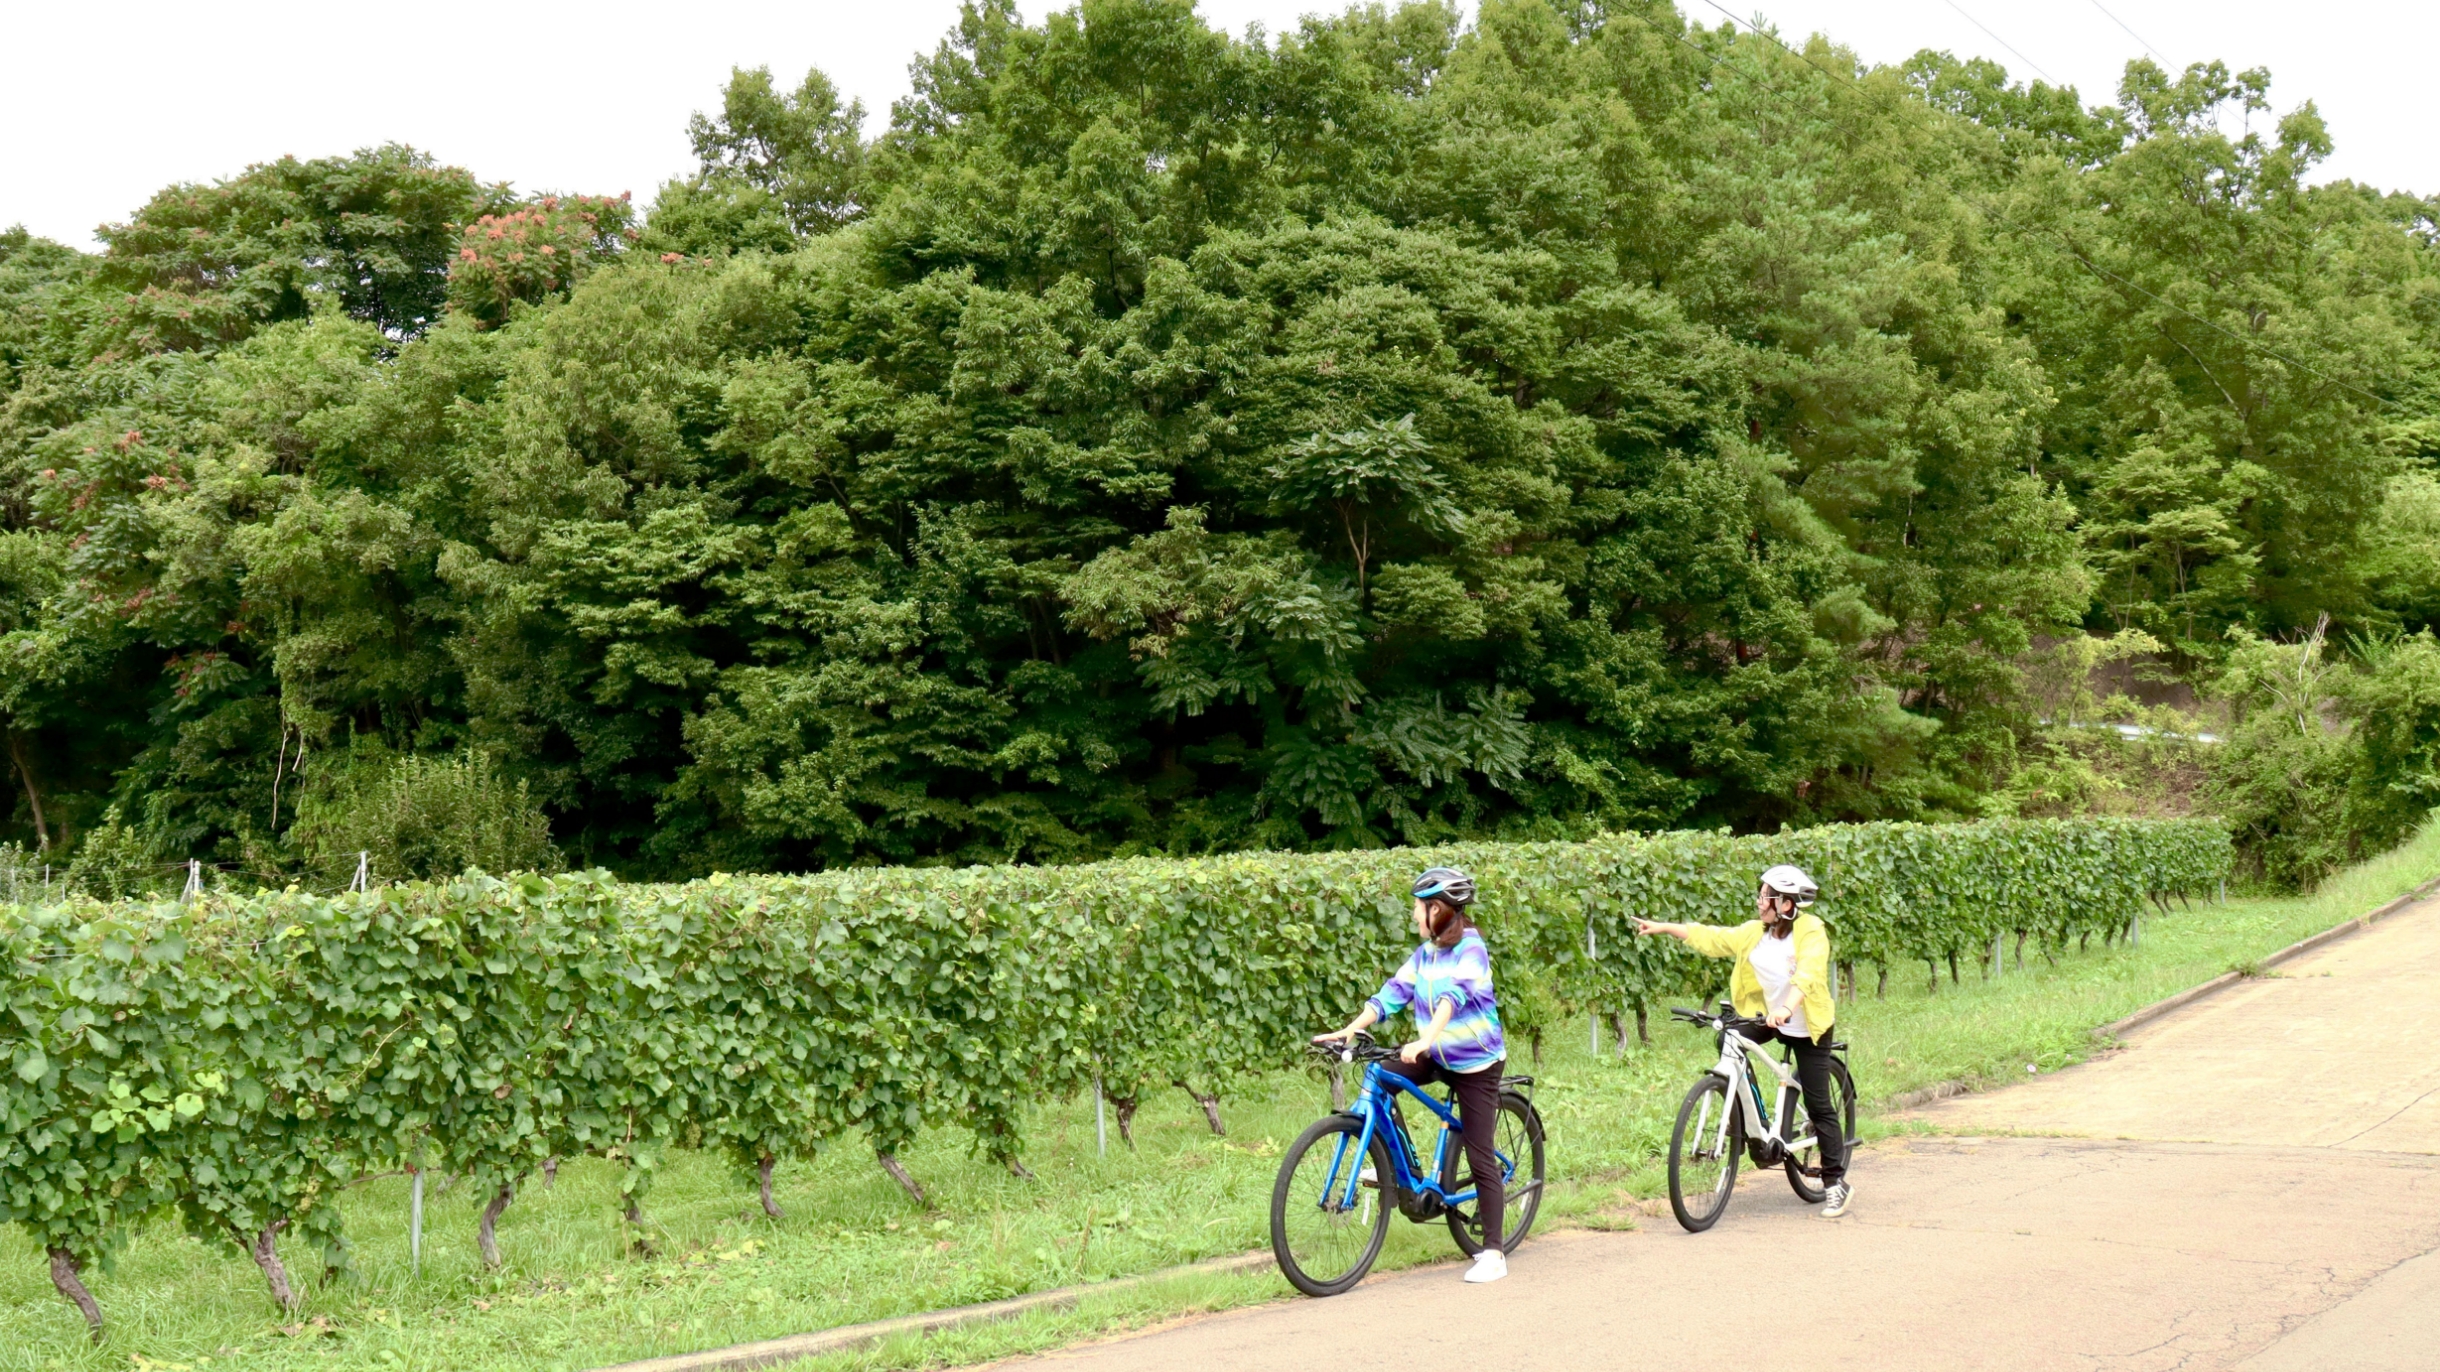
(1747, 933), (1807, 1037)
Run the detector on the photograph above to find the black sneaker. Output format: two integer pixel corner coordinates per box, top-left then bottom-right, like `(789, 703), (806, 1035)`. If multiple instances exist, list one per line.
(1821, 1181), (1853, 1217)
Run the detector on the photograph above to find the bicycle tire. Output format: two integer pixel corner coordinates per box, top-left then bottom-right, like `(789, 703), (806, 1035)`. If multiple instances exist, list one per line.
(1785, 1059), (1858, 1204)
(1271, 1115), (1394, 1297)
(1668, 1073), (1741, 1233)
(1440, 1091), (1546, 1257)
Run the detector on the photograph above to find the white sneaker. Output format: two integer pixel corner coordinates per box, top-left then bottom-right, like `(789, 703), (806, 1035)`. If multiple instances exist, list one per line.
(1359, 1166), (1378, 1188)
(1821, 1181), (1853, 1218)
(1462, 1248), (1507, 1284)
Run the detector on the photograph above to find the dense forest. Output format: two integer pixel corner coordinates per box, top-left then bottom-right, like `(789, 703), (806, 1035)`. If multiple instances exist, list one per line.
(3, 0), (2438, 890)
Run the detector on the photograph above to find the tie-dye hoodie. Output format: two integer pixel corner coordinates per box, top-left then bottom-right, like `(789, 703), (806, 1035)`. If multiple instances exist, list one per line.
(1367, 928), (1506, 1073)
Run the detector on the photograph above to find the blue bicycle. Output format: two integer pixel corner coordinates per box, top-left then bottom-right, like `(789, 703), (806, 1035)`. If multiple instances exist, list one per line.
(1271, 1033), (1546, 1296)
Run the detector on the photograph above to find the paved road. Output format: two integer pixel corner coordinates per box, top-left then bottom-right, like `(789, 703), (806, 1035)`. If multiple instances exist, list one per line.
(996, 900), (2440, 1371)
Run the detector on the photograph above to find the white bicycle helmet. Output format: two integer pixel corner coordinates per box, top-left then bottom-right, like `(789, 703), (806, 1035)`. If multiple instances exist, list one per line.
(1759, 864), (1818, 907)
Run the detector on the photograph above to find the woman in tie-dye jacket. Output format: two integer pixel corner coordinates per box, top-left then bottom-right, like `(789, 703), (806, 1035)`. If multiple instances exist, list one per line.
(1313, 866), (1511, 1285)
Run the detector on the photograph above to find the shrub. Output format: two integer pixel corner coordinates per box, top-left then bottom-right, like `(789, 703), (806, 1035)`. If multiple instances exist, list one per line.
(286, 749), (561, 884)
(61, 805), (167, 900)
(2206, 625), (2440, 889)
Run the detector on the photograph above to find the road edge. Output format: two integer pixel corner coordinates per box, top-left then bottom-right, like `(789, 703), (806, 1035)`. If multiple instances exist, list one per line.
(1882, 876), (2440, 1114)
(2096, 875), (2440, 1041)
(589, 1251), (1274, 1372)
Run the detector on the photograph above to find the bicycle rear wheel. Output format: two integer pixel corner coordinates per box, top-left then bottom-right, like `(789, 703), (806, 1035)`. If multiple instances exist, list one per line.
(1441, 1091), (1546, 1257)
(1785, 1059), (1858, 1203)
(1668, 1073), (1741, 1233)
(1271, 1115), (1394, 1297)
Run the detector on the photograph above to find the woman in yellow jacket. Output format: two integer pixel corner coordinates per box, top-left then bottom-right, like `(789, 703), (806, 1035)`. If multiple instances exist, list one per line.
(1636, 864), (1851, 1217)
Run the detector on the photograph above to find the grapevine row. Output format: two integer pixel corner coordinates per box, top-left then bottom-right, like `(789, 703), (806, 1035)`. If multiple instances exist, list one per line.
(0, 817), (2227, 1334)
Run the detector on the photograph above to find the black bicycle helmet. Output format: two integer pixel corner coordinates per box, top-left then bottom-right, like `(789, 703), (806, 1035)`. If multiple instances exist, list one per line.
(1412, 866), (1476, 906)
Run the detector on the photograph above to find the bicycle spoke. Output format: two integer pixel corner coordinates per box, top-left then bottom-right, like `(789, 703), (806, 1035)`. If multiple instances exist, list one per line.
(1275, 1122), (1386, 1293)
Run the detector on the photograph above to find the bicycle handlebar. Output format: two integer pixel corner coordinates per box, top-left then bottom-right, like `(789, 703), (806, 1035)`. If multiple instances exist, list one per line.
(1308, 1031), (1404, 1065)
(1667, 1004), (1772, 1036)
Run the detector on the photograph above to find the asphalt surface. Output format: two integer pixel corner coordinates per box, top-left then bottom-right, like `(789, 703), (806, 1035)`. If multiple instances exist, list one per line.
(993, 900), (2440, 1371)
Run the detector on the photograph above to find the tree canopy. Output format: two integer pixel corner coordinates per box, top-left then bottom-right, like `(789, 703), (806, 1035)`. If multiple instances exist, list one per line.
(2, 0), (2435, 883)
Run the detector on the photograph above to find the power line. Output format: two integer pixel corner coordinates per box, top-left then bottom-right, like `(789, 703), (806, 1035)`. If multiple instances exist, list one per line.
(1942, 0), (2055, 85)
(1996, 216), (2387, 406)
(2061, 0), (2386, 288)
(1668, 23), (1869, 144)
(1693, 1), (1867, 95)
(2086, 0), (2170, 68)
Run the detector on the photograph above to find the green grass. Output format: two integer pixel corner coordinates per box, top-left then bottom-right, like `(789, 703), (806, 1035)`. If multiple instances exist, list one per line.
(5, 823), (2437, 1372)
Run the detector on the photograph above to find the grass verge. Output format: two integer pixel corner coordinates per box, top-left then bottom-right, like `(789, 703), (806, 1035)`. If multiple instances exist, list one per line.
(4, 822), (2436, 1372)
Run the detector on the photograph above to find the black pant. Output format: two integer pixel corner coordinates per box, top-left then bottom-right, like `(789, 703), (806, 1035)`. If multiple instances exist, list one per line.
(1760, 1028), (1846, 1186)
(1379, 1057), (1505, 1249)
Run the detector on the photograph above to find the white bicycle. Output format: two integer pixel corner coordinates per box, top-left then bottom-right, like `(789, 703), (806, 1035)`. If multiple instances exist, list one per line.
(1664, 1001), (1856, 1232)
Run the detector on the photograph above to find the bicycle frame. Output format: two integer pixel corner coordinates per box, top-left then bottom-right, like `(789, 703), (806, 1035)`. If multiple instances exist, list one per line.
(1693, 1025), (1822, 1165)
(1320, 1061), (1500, 1215)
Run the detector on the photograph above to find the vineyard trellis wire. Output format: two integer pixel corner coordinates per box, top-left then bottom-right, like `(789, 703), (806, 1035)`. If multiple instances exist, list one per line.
(0, 816), (2226, 1336)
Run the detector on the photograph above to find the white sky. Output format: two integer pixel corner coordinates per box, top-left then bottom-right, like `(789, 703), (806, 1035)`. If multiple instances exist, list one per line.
(5, 1), (2432, 250)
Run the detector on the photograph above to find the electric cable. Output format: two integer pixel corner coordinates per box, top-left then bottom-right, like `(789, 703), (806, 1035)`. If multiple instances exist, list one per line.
(2086, 0), (2170, 68)
(1941, 0), (2055, 84)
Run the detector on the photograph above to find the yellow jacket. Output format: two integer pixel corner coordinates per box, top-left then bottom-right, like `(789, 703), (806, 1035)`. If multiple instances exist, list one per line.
(1680, 914), (1835, 1035)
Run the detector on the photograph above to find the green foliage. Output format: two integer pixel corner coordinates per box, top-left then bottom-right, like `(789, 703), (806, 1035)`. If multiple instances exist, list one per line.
(0, 2), (2432, 882)
(0, 814), (2224, 1329)
(93, 146), (505, 351)
(0, 900), (202, 1325)
(62, 805), (166, 900)
(286, 747), (562, 883)
(2207, 625), (2440, 889)
(639, 64), (870, 259)
(444, 195), (639, 328)
(687, 66), (866, 235)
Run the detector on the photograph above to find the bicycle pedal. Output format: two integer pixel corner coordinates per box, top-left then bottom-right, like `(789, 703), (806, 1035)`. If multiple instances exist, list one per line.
(1359, 1166), (1379, 1188)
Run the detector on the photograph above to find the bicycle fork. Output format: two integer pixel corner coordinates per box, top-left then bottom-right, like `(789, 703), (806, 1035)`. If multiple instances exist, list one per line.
(1326, 1077), (1387, 1213)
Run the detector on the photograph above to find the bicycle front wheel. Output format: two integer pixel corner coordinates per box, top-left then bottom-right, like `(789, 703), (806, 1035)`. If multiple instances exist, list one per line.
(1441, 1091), (1546, 1257)
(1785, 1059), (1858, 1204)
(1271, 1115), (1393, 1297)
(1668, 1073), (1741, 1233)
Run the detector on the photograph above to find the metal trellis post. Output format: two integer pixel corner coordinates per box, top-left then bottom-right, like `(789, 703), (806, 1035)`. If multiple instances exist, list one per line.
(1587, 915), (1600, 1058)
(1093, 1075), (1106, 1159)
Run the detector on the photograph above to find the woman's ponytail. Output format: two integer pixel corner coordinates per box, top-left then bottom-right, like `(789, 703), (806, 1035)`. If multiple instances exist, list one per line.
(1424, 897), (1471, 949)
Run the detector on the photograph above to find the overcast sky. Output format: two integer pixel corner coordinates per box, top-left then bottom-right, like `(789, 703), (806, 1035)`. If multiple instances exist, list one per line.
(7, 0), (2432, 250)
